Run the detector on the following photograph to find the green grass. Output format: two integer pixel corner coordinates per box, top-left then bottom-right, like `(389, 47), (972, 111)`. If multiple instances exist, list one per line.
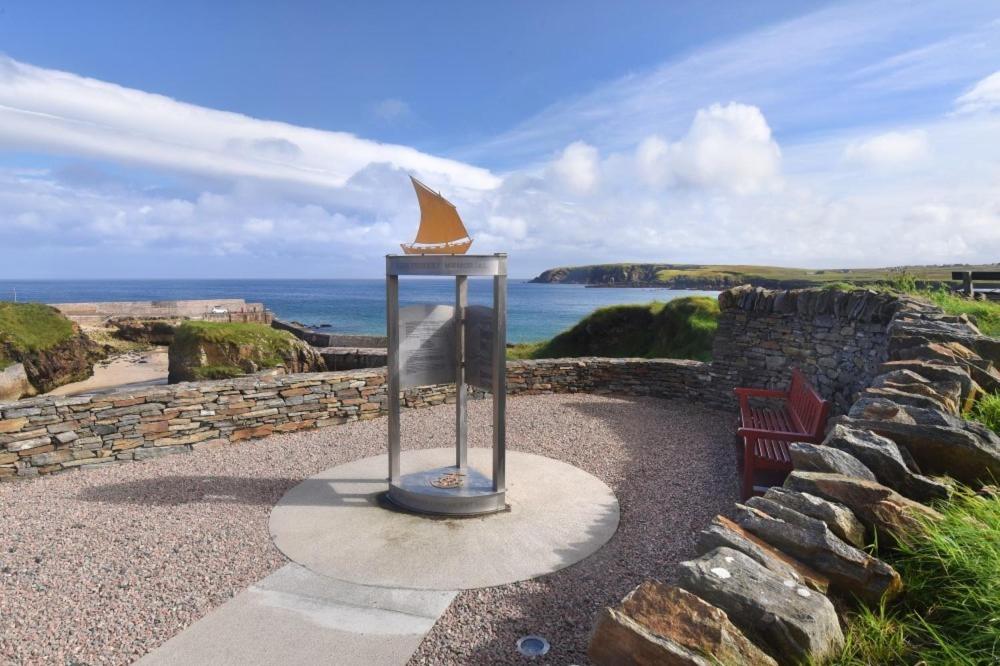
(924, 291), (1000, 338)
(834, 488), (1000, 665)
(971, 392), (1000, 435)
(0, 301), (76, 370)
(191, 364), (247, 380)
(876, 274), (1000, 338)
(506, 296), (719, 361)
(172, 321), (300, 370)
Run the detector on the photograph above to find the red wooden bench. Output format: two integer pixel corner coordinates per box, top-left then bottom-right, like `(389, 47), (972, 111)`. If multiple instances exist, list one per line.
(735, 369), (831, 500)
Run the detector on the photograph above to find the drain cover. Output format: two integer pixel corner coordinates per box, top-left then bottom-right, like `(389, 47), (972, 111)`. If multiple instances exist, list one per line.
(516, 635), (550, 657)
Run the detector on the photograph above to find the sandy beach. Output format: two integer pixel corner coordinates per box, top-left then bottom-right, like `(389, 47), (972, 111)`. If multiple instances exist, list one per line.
(47, 348), (169, 397)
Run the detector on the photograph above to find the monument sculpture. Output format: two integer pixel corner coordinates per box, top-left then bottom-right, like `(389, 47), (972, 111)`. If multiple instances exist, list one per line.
(385, 177), (508, 515)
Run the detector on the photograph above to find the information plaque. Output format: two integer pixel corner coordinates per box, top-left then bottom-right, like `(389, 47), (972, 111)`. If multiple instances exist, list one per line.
(464, 305), (494, 391)
(398, 304), (456, 389)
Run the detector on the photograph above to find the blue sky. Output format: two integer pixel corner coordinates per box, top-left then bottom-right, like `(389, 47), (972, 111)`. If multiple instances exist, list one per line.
(0, 0), (999, 278)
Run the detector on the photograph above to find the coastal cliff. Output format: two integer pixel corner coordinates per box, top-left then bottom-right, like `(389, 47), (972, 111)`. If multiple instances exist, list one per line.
(530, 263), (996, 290)
(0, 303), (107, 399)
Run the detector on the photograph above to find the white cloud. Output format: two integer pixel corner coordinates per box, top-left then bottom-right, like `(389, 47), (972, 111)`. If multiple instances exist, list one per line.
(373, 98), (411, 122)
(955, 70), (1000, 114)
(0, 56), (498, 194)
(548, 141), (600, 194)
(634, 103), (782, 193)
(844, 129), (930, 168)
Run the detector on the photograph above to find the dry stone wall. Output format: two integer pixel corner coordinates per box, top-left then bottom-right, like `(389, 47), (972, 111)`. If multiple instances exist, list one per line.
(589, 289), (1000, 666)
(711, 286), (903, 413)
(0, 357), (713, 480)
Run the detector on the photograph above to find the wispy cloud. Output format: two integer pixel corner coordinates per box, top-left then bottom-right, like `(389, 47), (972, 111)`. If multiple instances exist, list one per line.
(0, 57), (497, 193)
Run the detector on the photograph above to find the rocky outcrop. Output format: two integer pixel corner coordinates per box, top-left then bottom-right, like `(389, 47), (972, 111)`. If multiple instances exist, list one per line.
(678, 547), (844, 666)
(822, 424), (950, 502)
(589, 581), (777, 666)
(878, 360), (980, 411)
(111, 318), (180, 345)
(10, 327), (106, 395)
(167, 324), (326, 383)
(785, 471), (941, 546)
(734, 502), (902, 605)
(845, 397), (1000, 485)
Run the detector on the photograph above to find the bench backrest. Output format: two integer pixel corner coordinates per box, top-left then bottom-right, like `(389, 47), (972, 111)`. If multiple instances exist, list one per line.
(787, 369), (830, 437)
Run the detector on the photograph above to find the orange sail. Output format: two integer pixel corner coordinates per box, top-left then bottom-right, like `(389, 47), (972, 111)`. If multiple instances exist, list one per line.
(401, 176), (473, 254)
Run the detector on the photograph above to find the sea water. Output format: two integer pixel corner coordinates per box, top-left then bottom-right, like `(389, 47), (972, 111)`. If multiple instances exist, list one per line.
(1, 279), (718, 343)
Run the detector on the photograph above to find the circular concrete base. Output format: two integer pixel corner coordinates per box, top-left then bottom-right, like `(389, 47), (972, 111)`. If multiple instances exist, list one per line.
(269, 448), (620, 590)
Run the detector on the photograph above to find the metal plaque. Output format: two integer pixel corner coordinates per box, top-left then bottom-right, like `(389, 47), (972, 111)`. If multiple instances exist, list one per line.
(398, 304), (456, 389)
(465, 305), (495, 391)
(387, 255), (504, 277)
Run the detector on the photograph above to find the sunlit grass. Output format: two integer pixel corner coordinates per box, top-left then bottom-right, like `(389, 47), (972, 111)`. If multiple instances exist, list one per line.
(834, 488), (1000, 665)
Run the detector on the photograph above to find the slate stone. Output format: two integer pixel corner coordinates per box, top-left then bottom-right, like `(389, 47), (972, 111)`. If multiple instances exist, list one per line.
(822, 424), (949, 502)
(761, 487), (867, 549)
(788, 442), (877, 482)
(678, 547), (844, 666)
(589, 581), (778, 666)
(845, 397), (1000, 485)
(877, 360), (979, 411)
(784, 471), (941, 546)
(697, 515), (829, 593)
(736, 501), (902, 605)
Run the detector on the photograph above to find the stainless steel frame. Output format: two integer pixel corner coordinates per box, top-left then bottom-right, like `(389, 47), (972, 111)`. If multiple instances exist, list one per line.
(384, 253), (507, 516)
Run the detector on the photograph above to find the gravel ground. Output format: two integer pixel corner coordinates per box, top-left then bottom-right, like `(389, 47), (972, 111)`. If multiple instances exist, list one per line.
(0, 394), (737, 665)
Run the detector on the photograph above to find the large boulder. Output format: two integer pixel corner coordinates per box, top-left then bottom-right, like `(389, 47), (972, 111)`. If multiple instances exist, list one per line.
(784, 471), (941, 546)
(168, 321), (326, 383)
(678, 547), (844, 666)
(822, 424), (949, 502)
(788, 442), (876, 482)
(111, 317), (179, 345)
(0, 363), (34, 402)
(761, 487), (867, 548)
(846, 397), (1000, 485)
(589, 581), (777, 666)
(735, 502), (902, 605)
(697, 516), (830, 593)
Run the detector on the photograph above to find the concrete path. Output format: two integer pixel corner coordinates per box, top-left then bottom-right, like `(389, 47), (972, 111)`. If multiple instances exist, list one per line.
(138, 563), (456, 666)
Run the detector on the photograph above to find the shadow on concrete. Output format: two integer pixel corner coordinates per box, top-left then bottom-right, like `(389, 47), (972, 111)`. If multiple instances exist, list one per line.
(75, 475), (382, 507)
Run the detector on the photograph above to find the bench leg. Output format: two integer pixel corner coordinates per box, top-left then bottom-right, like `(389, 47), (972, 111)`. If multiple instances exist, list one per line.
(741, 437), (755, 501)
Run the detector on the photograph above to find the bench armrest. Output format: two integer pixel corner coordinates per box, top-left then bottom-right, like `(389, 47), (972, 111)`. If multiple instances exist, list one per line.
(738, 427), (806, 441)
(734, 387), (787, 398)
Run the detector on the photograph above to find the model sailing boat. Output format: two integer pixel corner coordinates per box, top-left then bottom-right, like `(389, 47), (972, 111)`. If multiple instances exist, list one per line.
(401, 176), (473, 254)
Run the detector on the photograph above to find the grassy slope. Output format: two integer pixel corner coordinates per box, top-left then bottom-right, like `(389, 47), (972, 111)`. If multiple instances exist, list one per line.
(835, 488), (1000, 665)
(0, 302), (76, 370)
(172, 321), (301, 379)
(508, 296), (719, 362)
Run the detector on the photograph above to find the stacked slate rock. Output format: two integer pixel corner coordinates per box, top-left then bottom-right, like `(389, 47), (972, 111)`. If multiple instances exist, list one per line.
(589, 287), (1000, 665)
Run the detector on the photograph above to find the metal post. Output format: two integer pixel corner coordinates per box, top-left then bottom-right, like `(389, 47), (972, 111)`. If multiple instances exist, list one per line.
(386, 269), (401, 483)
(492, 254), (507, 492)
(963, 272), (975, 298)
(455, 275), (468, 470)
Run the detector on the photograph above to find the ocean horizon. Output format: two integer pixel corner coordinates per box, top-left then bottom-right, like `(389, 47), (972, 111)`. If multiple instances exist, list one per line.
(0, 279), (719, 343)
